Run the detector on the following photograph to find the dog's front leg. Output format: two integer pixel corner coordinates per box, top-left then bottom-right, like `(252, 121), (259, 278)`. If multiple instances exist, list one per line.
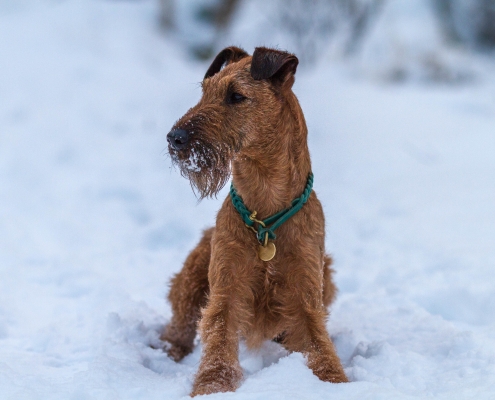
(284, 307), (348, 384)
(281, 263), (348, 385)
(302, 311), (348, 384)
(191, 289), (242, 397)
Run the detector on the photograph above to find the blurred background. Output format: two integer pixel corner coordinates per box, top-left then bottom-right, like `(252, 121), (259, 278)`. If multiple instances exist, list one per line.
(157, 0), (495, 82)
(0, 1), (494, 398)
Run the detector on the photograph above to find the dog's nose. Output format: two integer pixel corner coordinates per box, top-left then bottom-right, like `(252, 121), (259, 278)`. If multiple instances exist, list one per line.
(167, 129), (190, 150)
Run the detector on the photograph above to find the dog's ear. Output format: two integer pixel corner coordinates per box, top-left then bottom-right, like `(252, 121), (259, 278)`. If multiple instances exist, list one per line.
(251, 47), (299, 89)
(204, 46), (249, 80)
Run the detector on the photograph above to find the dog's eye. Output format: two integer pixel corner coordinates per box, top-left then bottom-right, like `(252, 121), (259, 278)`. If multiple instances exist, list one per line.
(227, 92), (246, 105)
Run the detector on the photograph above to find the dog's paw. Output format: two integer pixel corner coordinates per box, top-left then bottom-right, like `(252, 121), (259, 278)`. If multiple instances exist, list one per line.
(159, 327), (194, 362)
(191, 362), (243, 397)
(310, 361), (348, 384)
(164, 342), (193, 362)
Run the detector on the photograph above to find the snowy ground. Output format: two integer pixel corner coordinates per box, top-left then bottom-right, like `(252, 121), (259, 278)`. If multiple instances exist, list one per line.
(1, 1), (495, 399)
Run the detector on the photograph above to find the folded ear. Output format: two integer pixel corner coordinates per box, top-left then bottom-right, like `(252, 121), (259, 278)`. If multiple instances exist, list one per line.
(204, 46), (249, 80)
(251, 47), (299, 89)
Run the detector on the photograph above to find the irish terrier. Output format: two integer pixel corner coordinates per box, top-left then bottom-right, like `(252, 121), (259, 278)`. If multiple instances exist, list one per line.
(162, 46), (348, 396)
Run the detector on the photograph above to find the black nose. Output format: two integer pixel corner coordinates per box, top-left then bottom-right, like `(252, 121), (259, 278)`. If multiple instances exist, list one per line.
(167, 129), (190, 150)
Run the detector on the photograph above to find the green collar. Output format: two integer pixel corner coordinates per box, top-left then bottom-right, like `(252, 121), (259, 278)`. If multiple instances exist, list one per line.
(230, 173), (314, 245)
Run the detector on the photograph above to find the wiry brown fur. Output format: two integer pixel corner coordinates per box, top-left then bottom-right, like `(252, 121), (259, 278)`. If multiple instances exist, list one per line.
(162, 46), (348, 396)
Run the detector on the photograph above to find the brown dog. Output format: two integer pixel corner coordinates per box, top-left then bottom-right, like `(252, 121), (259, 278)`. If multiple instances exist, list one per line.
(162, 46), (348, 396)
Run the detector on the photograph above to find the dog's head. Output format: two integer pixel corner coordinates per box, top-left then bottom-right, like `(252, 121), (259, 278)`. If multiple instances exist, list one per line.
(167, 46), (299, 199)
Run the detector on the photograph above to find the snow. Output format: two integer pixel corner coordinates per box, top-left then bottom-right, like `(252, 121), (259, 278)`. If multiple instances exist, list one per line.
(1, 0), (495, 399)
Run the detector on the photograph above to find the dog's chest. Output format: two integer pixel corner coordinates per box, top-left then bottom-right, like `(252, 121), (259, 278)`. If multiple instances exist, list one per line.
(251, 260), (286, 315)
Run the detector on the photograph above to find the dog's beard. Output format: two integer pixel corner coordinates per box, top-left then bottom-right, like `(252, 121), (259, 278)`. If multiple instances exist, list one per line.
(170, 139), (234, 200)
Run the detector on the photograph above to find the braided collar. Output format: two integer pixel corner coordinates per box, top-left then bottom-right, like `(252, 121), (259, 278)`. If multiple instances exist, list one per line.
(229, 173), (314, 245)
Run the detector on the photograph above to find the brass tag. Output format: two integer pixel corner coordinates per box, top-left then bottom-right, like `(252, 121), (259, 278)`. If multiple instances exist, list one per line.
(258, 241), (276, 261)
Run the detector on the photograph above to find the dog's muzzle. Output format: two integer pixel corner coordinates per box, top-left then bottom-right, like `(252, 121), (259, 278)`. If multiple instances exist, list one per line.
(167, 128), (190, 150)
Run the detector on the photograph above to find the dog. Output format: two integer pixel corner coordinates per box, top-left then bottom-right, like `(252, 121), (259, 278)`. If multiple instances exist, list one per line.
(162, 46), (348, 396)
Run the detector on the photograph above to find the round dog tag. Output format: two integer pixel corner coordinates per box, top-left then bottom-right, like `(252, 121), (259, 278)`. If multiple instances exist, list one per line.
(258, 242), (276, 261)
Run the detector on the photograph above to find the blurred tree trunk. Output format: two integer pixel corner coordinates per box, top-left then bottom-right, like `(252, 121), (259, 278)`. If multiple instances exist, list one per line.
(159, 0), (175, 30)
(277, 0), (384, 62)
(158, 0), (240, 60)
(477, 0), (495, 47)
(432, 0), (495, 49)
